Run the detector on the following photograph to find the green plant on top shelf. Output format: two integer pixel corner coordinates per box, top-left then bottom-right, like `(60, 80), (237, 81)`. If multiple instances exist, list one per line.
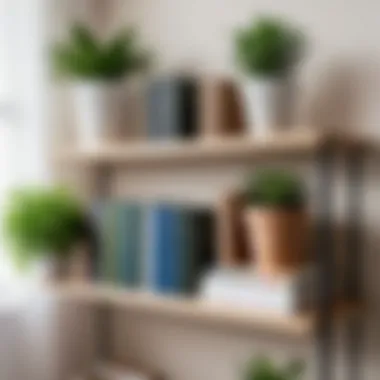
(3, 186), (87, 269)
(235, 16), (305, 77)
(245, 169), (305, 209)
(51, 23), (151, 80)
(244, 356), (305, 380)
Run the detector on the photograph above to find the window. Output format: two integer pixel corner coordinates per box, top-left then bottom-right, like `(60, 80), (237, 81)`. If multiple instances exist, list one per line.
(0, 0), (49, 285)
(0, 0), (19, 282)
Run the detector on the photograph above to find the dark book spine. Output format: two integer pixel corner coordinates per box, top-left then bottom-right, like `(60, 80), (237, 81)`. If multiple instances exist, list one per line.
(179, 79), (198, 138)
(190, 209), (216, 292)
(152, 205), (170, 293)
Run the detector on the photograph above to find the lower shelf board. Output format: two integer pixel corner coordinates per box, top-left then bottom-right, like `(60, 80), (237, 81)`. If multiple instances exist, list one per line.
(52, 283), (362, 338)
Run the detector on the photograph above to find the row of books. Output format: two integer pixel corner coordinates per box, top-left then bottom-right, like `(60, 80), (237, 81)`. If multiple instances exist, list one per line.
(146, 76), (244, 140)
(90, 201), (215, 295)
(87, 196), (316, 315)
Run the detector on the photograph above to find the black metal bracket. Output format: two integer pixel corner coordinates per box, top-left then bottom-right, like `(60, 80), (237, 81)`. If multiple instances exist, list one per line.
(96, 302), (113, 362)
(344, 149), (365, 380)
(94, 164), (114, 362)
(315, 147), (366, 380)
(93, 164), (114, 200)
(315, 146), (336, 380)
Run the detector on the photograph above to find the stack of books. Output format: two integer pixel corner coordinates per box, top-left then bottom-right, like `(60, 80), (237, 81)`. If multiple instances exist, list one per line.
(74, 360), (161, 380)
(200, 267), (316, 315)
(90, 200), (215, 295)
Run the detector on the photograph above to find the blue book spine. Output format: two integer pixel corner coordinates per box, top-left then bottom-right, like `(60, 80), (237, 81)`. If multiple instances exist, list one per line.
(151, 205), (177, 294)
(143, 204), (154, 290)
(150, 205), (163, 292)
(160, 207), (173, 292)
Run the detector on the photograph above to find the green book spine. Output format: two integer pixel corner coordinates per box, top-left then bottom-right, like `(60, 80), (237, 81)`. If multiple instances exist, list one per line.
(119, 202), (143, 288)
(129, 202), (143, 287)
(101, 201), (118, 283)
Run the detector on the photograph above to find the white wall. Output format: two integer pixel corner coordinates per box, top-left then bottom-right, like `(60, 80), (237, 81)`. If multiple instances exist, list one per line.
(103, 1), (380, 380)
(51, 1), (380, 380)
(104, 0), (380, 134)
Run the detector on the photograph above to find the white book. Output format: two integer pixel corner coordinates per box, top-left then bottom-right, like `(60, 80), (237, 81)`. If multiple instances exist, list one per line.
(93, 362), (153, 380)
(199, 267), (316, 315)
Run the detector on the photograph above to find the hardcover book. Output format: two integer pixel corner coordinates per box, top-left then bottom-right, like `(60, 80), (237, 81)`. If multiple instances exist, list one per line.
(147, 76), (198, 140)
(200, 267), (316, 315)
(118, 201), (143, 288)
(198, 77), (244, 138)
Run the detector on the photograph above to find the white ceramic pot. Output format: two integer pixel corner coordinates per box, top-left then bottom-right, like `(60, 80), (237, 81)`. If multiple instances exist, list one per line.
(242, 77), (295, 137)
(72, 81), (124, 149)
(30, 257), (68, 284)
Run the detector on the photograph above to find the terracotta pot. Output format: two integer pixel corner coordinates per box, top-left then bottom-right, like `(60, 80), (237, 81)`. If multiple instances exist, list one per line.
(244, 207), (308, 275)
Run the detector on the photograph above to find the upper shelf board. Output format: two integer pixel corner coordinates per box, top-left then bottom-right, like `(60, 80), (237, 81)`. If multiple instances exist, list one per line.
(56, 130), (367, 166)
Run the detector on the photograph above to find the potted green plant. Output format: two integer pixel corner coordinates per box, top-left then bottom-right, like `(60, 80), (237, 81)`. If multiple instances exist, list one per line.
(3, 187), (87, 281)
(235, 16), (305, 136)
(51, 23), (151, 148)
(244, 169), (308, 275)
(244, 357), (304, 380)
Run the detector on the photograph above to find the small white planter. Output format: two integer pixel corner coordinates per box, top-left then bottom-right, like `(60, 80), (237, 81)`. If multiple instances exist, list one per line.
(241, 77), (295, 137)
(16, 257), (67, 288)
(72, 81), (124, 149)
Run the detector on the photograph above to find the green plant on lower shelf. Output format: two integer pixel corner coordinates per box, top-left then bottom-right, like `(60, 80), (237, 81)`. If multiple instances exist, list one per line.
(245, 169), (305, 209)
(244, 357), (304, 380)
(3, 186), (87, 269)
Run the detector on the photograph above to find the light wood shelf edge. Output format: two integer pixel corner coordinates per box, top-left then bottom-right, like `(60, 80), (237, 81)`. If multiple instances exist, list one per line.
(56, 130), (329, 165)
(52, 283), (315, 336)
(56, 130), (371, 166)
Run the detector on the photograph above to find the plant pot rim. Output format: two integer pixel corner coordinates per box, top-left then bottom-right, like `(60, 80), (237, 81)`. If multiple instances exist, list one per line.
(240, 72), (294, 82)
(245, 205), (305, 213)
(70, 78), (125, 87)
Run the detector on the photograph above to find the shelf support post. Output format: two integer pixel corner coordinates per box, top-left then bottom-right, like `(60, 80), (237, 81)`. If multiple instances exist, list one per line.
(93, 164), (114, 362)
(315, 146), (335, 380)
(344, 149), (365, 380)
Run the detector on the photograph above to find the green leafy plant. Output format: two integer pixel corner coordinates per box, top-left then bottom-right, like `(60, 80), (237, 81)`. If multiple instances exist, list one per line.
(3, 187), (87, 268)
(51, 23), (151, 80)
(245, 169), (304, 208)
(244, 356), (304, 380)
(235, 16), (305, 77)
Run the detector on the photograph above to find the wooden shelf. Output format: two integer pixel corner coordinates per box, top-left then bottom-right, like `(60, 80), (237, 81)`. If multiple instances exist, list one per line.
(57, 130), (356, 167)
(52, 283), (362, 337)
